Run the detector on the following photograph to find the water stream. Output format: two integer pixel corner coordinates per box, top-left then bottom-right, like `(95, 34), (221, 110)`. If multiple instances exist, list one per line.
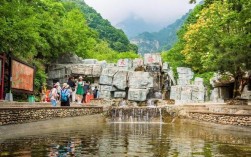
(0, 115), (250, 157)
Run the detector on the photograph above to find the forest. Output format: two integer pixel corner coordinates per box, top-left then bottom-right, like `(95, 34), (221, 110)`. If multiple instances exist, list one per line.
(0, 0), (138, 94)
(162, 0), (251, 96)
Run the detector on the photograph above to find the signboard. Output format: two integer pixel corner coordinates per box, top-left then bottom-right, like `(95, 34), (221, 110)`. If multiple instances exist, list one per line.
(133, 58), (144, 67)
(11, 59), (35, 93)
(143, 54), (162, 65)
(117, 59), (128, 67)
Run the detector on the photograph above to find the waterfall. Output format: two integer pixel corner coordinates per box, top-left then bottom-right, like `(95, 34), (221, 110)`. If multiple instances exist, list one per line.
(159, 108), (162, 123)
(108, 107), (164, 123)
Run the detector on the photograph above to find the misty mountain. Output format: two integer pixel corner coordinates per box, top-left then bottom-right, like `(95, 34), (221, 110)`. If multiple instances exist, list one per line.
(130, 12), (190, 54)
(116, 14), (162, 39)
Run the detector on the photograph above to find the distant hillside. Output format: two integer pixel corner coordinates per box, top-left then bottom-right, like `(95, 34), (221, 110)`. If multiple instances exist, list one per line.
(130, 12), (189, 54)
(116, 14), (162, 38)
(64, 0), (137, 52)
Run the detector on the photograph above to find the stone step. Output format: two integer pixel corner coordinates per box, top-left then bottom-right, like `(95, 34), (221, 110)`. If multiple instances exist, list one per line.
(186, 109), (210, 112)
(182, 105), (207, 109)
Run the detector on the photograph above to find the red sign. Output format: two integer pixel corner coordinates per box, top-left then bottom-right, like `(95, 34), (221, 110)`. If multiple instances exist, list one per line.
(118, 59), (127, 67)
(11, 59), (34, 92)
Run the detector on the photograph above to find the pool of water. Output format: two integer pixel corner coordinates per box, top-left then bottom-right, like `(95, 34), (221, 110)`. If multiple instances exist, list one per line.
(0, 115), (250, 157)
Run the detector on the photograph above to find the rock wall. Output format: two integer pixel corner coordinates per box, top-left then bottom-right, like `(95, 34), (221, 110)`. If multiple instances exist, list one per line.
(189, 112), (251, 126)
(98, 54), (164, 101)
(170, 68), (205, 104)
(0, 107), (103, 126)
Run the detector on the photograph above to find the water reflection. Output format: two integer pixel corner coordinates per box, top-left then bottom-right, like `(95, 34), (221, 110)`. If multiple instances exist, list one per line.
(0, 118), (251, 157)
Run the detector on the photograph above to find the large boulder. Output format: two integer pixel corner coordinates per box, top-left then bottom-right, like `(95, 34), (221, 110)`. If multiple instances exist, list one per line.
(177, 67), (194, 80)
(144, 53), (162, 65)
(128, 71), (154, 89)
(101, 67), (119, 77)
(48, 67), (66, 79)
(162, 62), (170, 71)
(82, 59), (98, 64)
(113, 70), (128, 90)
(192, 86), (205, 102)
(99, 91), (111, 99)
(55, 54), (83, 64)
(177, 79), (191, 86)
(132, 58), (144, 68)
(100, 85), (116, 91)
(180, 86), (192, 101)
(128, 88), (149, 101)
(170, 86), (181, 100)
(92, 64), (102, 77)
(47, 64), (72, 79)
(194, 77), (204, 86)
(117, 59), (133, 70)
(71, 64), (93, 76)
(99, 75), (113, 85)
(114, 91), (126, 98)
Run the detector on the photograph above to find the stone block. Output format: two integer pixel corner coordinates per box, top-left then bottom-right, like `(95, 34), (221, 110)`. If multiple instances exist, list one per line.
(162, 62), (170, 71)
(177, 67), (189, 74)
(106, 63), (116, 68)
(180, 86), (192, 100)
(144, 53), (162, 65)
(192, 91), (205, 102)
(177, 67), (194, 79)
(194, 77), (204, 86)
(117, 59), (133, 69)
(71, 64), (93, 76)
(113, 70), (128, 90)
(99, 75), (113, 85)
(128, 71), (154, 89)
(133, 58), (144, 68)
(101, 67), (119, 77)
(82, 59), (98, 64)
(99, 91), (111, 99)
(83, 65), (93, 76)
(97, 60), (107, 68)
(170, 86), (181, 100)
(178, 73), (188, 79)
(128, 88), (149, 101)
(92, 64), (102, 77)
(48, 68), (65, 79)
(177, 79), (191, 85)
(100, 85), (116, 91)
(241, 86), (251, 99)
(114, 91), (126, 98)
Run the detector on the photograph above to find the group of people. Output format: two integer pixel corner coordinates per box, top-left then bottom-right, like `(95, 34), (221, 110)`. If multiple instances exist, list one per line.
(48, 76), (99, 107)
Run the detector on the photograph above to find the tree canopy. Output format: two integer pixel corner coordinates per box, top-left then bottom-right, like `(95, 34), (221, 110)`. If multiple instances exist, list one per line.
(162, 0), (251, 96)
(0, 0), (138, 95)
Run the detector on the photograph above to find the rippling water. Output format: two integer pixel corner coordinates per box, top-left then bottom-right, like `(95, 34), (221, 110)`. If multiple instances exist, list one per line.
(0, 115), (250, 157)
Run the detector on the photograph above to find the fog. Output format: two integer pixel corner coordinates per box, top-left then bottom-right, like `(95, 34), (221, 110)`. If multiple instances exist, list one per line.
(84, 0), (199, 26)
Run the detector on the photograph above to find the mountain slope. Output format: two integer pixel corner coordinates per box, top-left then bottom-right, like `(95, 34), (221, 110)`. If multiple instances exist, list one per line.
(116, 14), (162, 39)
(64, 0), (137, 52)
(130, 12), (189, 54)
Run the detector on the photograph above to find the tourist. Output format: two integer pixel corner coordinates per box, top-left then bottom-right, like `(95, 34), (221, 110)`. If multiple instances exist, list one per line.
(50, 84), (58, 107)
(93, 86), (99, 99)
(61, 83), (70, 106)
(55, 82), (61, 102)
(41, 83), (47, 102)
(76, 76), (84, 104)
(82, 81), (90, 103)
(67, 76), (76, 103)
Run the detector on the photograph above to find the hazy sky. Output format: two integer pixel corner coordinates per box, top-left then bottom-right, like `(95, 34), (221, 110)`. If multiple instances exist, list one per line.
(84, 0), (199, 26)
